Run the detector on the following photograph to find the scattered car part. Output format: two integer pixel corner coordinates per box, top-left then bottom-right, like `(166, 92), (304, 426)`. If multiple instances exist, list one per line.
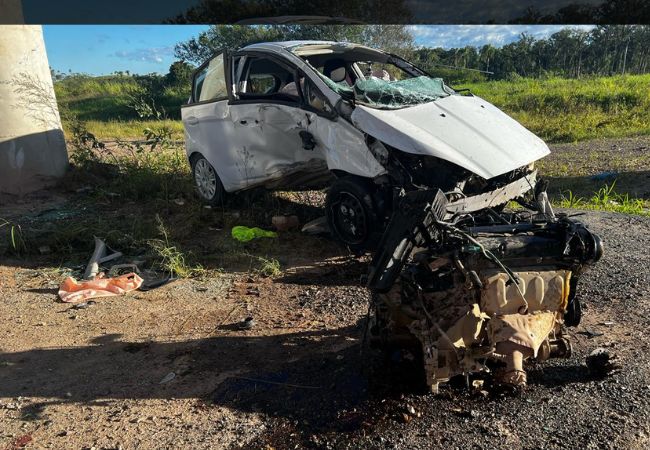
(587, 348), (621, 377)
(59, 272), (144, 304)
(239, 316), (256, 330)
(231, 226), (278, 242)
(83, 237), (122, 280)
(366, 184), (603, 393)
(301, 216), (330, 236)
(272, 215), (300, 231)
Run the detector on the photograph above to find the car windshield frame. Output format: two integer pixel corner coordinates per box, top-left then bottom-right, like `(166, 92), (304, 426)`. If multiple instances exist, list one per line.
(291, 44), (456, 110)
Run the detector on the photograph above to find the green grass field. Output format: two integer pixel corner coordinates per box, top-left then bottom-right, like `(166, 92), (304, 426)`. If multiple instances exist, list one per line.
(56, 73), (650, 143)
(463, 74), (650, 143)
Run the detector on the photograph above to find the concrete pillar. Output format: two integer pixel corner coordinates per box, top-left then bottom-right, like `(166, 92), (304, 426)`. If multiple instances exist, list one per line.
(0, 25), (68, 195)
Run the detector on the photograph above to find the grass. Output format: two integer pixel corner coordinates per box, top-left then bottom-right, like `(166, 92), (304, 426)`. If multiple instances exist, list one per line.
(0, 119), (335, 279)
(55, 74), (188, 140)
(461, 74), (650, 143)
(70, 119), (185, 141)
(56, 73), (650, 143)
(0, 218), (27, 254)
(253, 255), (282, 277)
(556, 182), (650, 216)
(149, 215), (205, 278)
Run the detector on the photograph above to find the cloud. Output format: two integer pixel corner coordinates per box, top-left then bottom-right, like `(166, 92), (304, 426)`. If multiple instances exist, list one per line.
(409, 25), (596, 49)
(112, 46), (173, 64)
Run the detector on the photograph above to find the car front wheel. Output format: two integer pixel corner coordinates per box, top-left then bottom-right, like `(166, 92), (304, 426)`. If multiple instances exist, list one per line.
(191, 155), (225, 205)
(326, 176), (379, 253)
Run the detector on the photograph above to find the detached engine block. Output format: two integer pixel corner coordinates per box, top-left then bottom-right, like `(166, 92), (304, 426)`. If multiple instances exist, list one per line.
(367, 187), (602, 392)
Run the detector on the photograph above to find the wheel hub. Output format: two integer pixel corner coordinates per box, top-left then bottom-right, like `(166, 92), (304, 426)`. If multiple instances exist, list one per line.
(332, 192), (367, 244)
(195, 159), (217, 199)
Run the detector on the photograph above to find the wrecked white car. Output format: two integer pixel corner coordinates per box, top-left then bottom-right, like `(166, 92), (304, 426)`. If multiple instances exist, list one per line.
(182, 40), (549, 250)
(183, 41), (603, 391)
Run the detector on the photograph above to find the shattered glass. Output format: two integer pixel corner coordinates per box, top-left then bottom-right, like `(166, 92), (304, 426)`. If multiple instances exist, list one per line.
(318, 73), (451, 109)
(319, 74), (354, 97)
(353, 76), (450, 109)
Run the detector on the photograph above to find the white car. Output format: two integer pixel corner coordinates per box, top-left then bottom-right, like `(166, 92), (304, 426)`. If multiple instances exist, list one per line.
(182, 40), (549, 250)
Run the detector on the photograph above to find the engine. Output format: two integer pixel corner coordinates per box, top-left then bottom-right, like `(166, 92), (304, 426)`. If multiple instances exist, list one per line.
(366, 181), (603, 392)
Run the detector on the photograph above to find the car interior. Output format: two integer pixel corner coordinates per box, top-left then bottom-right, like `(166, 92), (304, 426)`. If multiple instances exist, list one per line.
(233, 55), (329, 112)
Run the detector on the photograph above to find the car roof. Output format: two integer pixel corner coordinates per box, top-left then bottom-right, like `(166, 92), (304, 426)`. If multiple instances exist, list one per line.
(241, 40), (340, 51)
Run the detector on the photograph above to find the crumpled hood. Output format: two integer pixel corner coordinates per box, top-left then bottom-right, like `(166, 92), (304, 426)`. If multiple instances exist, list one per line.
(350, 94), (550, 180)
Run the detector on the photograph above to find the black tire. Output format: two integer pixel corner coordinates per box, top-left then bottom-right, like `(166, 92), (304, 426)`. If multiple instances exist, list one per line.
(325, 176), (379, 253)
(191, 155), (225, 206)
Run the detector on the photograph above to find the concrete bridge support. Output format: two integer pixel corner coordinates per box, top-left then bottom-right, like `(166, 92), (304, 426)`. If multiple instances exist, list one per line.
(0, 24), (69, 195)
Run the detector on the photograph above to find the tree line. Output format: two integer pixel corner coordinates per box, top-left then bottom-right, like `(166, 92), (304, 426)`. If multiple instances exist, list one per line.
(174, 25), (650, 83)
(413, 26), (650, 82)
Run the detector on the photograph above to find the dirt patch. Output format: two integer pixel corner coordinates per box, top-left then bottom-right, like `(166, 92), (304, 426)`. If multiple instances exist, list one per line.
(2, 136), (650, 448)
(541, 136), (650, 201)
(1, 209), (649, 449)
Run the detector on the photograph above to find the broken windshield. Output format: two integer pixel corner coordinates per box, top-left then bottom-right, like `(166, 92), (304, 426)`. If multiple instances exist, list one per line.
(353, 76), (450, 108)
(293, 43), (454, 109)
(319, 73), (452, 109)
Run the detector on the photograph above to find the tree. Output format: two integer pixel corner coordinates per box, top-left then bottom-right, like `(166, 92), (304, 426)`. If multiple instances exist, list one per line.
(165, 61), (194, 86)
(174, 25), (414, 65)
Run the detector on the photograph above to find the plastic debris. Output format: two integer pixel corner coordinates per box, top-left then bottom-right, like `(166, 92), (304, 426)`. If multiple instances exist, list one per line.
(58, 272), (143, 303)
(83, 237), (123, 280)
(238, 317), (256, 330)
(271, 215), (300, 231)
(231, 226), (277, 242)
(301, 216), (330, 235)
(159, 372), (176, 384)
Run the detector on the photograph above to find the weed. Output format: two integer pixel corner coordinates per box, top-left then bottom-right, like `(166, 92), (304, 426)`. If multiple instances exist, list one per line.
(148, 215), (204, 278)
(560, 190), (585, 208)
(0, 218), (27, 255)
(253, 255), (282, 278)
(590, 181), (617, 207)
(556, 182), (649, 216)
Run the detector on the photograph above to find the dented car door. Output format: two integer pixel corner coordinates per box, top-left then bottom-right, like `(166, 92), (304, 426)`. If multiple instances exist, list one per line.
(225, 53), (329, 190)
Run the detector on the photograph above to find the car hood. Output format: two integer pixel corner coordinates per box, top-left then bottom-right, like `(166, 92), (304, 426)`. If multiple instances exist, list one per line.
(350, 94), (550, 180)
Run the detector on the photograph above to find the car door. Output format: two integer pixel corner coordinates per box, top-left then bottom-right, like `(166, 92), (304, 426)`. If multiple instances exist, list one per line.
(226, 52), (330, 190)
(182, 50), (247, 192)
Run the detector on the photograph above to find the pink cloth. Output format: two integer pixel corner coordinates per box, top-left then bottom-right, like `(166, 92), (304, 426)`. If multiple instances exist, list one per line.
(58, 272), (143, 303)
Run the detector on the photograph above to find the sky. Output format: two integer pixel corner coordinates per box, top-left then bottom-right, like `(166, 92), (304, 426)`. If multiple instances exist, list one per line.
(43, 25), (595, 76)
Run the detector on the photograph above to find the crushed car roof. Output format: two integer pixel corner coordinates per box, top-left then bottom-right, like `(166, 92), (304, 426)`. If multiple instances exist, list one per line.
(240, 40), (382, 54)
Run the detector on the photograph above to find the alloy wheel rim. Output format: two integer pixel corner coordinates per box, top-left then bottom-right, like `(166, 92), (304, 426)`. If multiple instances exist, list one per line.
(195, 159), (217, 199)
(332, 192), (367, 245)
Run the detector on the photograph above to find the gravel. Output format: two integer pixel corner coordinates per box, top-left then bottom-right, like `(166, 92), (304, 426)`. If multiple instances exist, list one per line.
(251, 211), (650, 450)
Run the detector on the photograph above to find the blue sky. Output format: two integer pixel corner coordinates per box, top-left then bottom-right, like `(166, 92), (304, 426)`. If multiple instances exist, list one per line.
(43, 25), (595, 76)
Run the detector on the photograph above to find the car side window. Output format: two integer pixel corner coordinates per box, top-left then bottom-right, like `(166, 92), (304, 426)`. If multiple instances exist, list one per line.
(236, 56), (301, 103)
(248, 73), (278, 94)
(193, 53), (227, 103)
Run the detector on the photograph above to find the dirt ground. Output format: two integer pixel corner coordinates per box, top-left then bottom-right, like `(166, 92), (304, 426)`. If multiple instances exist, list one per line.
(1, 138), (650, 449)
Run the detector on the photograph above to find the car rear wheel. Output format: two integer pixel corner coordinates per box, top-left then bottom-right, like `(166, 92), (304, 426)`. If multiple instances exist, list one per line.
(192, 155), (225, 205)
(326, 176), (379, 253)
